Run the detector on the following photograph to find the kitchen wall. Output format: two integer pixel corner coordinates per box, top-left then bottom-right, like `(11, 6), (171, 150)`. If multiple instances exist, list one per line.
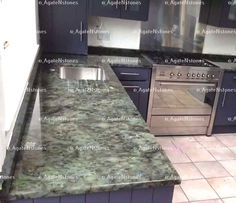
(140, 0), (204, 52)
(0, 60), (5, 172)
(88, 0), (236, 56)
(88, 16), (141, 50)
(203, 25), (236, 56)
(0, 0), (39, 172)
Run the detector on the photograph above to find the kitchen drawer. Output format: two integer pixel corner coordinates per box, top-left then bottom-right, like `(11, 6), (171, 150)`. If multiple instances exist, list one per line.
(112, 66), (151, 81)
(150, 116), (211, 128)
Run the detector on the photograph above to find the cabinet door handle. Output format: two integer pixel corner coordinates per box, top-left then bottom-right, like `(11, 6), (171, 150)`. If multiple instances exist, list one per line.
(120, 72), (140, 76)
(3, 41), (9, 49)
(123, 85), (140, 89)
(80, 21), (83, 42)
(125, 0), (128, 10)
(116, 0), (119, 9)
(222, 91), (227, 107)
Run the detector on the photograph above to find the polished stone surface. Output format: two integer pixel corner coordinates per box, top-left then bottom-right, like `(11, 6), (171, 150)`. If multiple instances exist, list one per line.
(6, 55), (180, 200)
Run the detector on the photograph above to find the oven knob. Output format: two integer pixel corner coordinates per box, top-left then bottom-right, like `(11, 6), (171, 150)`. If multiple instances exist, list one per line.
(177, 73), (182, 77)
(202, 73), (205, 77)
(197, 73), (201, 77)
(212, 74), (215, 78)
(207, 74), (211, 78)
(170, 72), (175, 77)
(192, 73), (196, 77)
(187, 73), (190, 77)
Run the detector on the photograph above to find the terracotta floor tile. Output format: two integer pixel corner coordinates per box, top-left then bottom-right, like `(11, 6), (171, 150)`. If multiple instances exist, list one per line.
(216, 135), (236, 147)
(184, 148), (215, 162)
(208, 177), (236, 198)
(173, 136), (197, 142)
(228, 147), (236, 154)
(155, 137), (177, 151)
(191, 200), (223, 203)
(195, 162), (230, 178)
(164, 148), (192, 163)
(181, 179), (218, 201)
(208, 148), (236, 161)
(174, 141), (203, 151)
(222, 197), (236, 203)
(220, 160), (236, 176)
(195, 136), (219, 142)
(199, 140), (226, 149)
(174, 163), (204, 180)
(173, 185), (189, 203)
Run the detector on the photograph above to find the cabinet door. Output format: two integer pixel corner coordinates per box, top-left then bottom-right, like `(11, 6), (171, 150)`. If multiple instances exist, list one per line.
(120, 0), (150, 21)
(220, 0), (236, 28)
(39, 0), (88, 54)
(215, 72), (236, 126)
(199, 0), (211, 24)
(121, 81), (150, 120)
(89, 0), (121, 18)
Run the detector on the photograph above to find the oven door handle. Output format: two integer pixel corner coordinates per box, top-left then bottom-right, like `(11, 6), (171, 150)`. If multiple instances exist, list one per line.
(158, 82), (216, 87)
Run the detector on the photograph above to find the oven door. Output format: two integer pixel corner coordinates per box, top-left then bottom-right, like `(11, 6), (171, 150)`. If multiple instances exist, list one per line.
(150, 81), (217, 135)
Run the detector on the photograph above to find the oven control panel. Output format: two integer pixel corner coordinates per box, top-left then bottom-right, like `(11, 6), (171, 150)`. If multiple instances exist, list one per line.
(155, 66), (222, 82)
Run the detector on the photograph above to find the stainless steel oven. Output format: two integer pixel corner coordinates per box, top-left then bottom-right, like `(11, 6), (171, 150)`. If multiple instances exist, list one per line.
(144, 55), (224, 136)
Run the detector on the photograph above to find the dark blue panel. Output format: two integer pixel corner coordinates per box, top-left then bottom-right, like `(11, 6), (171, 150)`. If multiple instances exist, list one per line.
(86, 192), (109, 203)
(60, 195), (85, 203)
(131, 188), (153, 203)
(214, 72), (236, 127)
(110, 190), (132, 203)
(121, 81), (150, 120)
(34, 197), (60, 203)
(6, 200), (33, 203)
(152, 186), (174, 203)
(120, 0), (150, 21)
(39, 0), (88, 54)
(89, 0), (120, 18)
(112, 67), (151, 81)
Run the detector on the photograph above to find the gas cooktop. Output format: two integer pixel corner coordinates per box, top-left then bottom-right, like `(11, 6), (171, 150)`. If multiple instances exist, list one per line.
(145, 53), (217, 67)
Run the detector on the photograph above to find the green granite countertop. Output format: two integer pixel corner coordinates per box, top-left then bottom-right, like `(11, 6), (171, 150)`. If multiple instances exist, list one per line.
(5, 55), (180, 200)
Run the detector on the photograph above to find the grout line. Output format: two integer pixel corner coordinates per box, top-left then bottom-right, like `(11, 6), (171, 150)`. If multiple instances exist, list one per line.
(218, 160), (236, 177)
(178, 184), (190, 203)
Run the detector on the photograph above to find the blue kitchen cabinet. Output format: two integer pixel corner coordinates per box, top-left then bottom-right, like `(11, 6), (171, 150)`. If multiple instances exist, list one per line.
(120, 0), (150, 21)
(112, 66), (151, 121)
(199, 0), (236, 28)
(38, 0), (88, 54)
(214, 71), (236, 133)
(89, 0), (150, 21)
(89, 0), (121, 18)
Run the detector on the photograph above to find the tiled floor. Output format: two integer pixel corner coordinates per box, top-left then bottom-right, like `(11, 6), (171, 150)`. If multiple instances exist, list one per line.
(156, 134), (236, 203)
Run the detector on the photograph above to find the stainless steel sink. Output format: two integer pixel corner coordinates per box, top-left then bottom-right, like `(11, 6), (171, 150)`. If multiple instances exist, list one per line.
(59, 66), (108, 81)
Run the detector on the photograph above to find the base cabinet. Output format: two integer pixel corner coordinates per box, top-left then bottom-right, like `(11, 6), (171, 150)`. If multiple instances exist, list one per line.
(214, 71), (236, 133)
(112, 66), (151, 121)
(4, 186), (174, 203)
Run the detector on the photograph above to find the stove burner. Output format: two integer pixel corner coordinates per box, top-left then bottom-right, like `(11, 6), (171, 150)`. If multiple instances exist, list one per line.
(147, 53), (216, 67)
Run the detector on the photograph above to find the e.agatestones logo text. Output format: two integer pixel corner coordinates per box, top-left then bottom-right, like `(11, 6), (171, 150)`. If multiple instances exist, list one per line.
(39, 0), (79, 6)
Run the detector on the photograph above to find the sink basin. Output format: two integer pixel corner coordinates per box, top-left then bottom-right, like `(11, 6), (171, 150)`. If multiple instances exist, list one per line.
(59, 66), (108, 81)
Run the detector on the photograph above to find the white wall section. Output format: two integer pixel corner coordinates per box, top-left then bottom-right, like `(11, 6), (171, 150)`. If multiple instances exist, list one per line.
(88, 16), (141, 50)
(203, 25), (236, 55)
(0, 0), (39, 172)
